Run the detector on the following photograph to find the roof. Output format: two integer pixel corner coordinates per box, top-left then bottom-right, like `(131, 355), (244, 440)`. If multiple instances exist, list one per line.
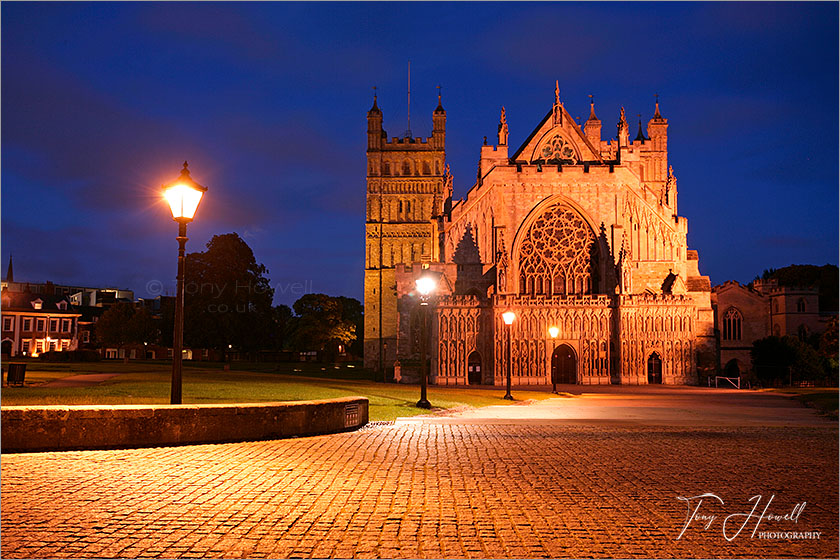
(1, 289), (80, 315)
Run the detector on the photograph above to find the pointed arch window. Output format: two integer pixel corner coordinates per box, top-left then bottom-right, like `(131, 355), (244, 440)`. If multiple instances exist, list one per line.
(796, 298), (806, 313)
(722, 307), (742, 341)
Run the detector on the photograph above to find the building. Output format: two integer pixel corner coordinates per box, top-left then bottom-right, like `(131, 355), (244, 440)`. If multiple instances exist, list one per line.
(1, 289), (82, 357)
(365, 84), (715, 385)
(712, 278), (826, 378)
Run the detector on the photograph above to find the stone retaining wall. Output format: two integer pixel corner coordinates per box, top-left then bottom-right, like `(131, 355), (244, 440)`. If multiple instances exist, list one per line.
(1, 397), (368, 453)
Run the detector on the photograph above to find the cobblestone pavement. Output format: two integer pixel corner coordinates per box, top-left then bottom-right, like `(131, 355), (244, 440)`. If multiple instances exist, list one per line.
(1, 399), (837, 558)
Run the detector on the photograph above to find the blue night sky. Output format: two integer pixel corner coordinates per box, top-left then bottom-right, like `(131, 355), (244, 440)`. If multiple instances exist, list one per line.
(2, 2), (838, 306)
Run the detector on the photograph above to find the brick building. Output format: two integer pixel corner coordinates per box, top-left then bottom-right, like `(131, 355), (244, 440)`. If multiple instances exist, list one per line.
(365, 84), (716, 385)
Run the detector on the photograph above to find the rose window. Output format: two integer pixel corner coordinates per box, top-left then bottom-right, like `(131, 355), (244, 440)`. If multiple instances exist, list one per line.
(518, 204), (596, 295)
(539, 135), (577, 164)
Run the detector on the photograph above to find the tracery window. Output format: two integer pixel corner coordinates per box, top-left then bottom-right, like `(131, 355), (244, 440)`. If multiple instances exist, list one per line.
(538, 134), (578, 164)
(517, 204), (596, 296)
(722, 307), (742, 341)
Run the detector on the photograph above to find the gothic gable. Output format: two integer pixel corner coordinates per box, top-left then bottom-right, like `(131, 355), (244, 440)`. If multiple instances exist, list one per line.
(510, 104), (603, 164)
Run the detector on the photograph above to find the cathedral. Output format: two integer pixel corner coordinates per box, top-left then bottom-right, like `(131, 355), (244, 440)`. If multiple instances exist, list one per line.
(364, 84), (715, 386)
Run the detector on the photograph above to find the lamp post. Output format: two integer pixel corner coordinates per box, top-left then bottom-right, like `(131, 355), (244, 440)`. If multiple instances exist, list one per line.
(415, 272), (437, 409)
(548, 326), (559, 394)
(502, 310), (516, 400)
(162, 162), (207, 405)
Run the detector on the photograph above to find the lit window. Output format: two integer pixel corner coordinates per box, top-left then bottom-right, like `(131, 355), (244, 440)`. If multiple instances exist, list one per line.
(722, 307), (742, 341)
(32, 299), (43, 310)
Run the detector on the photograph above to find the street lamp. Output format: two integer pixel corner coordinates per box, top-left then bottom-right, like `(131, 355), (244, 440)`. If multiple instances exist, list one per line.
(415, 272), (437, 409)
(548, 326), (559, 394)
(502, 310), (516, 400)
(162, 161), (207, 404)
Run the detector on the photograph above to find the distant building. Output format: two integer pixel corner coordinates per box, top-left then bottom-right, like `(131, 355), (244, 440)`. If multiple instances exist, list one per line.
(1, 255), (133, 306)
(712, 278), (828, 378)
(1, 289), (81, 357)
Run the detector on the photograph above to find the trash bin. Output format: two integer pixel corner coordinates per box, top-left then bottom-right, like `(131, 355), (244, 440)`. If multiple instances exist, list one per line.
(7, 363), (26, 387)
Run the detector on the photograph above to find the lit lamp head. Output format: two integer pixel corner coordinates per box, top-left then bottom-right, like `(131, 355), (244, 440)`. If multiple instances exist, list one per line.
(163, 161), (207, 223)
(415, 273), (438, 304)
(549, 326), (559, 339)
(502, 311), (516, 325)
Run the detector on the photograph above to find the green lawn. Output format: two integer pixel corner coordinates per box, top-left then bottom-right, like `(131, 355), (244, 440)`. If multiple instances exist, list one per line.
(1, 361), (558, 421)
(766, 388), (839, 418)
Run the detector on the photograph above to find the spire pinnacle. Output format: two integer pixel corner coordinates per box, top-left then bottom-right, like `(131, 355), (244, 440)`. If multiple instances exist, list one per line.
(497, 106), (509, 145)
(5, 254), (13, 283)
(369, 86), (380, 113)
(653, 93), (663, 120)
(587, 94), (598, 121)
(435, 84), (445, 113)
(635, 114), (647, 142)
(554, 80), (560, 105)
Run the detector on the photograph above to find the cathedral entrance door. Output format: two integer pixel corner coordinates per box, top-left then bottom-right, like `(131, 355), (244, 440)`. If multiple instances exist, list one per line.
(551, 344), (576, 384)
(467, 351), (482, 385)
(647, 353), (663, 384)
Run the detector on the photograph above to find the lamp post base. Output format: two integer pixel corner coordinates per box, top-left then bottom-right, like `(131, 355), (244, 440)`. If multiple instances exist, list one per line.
(416, 399), (432, 409)
(503, 394), (514, 400)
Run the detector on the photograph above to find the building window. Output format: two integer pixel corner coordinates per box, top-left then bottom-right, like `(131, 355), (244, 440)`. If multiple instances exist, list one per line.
(61, 339), (70, 350)
(61, 319), (71, 332)
(50, 319), (59, 332)
(82, 330), (90, 343)
(36, 318), (46, 332)
(798, 324), (809, 341)
(774, 300), (779, 313)
(2, 316), (12, 331)
(402, 160), (411, 175)
(722, 307), (742, 341)
(796, 298), (806, 313)
(22, 318), (32, 332)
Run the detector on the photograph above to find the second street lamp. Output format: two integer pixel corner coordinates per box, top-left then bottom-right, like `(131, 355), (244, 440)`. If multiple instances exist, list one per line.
(502, 310), (516, 400)
(415, 272), (437, 409)
(548, 326), (560, 394)
(162, 161), (207, 405)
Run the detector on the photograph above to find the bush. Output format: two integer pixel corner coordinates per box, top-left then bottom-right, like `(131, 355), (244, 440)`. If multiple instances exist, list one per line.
(751, 335), (830, 386)
(39, 350), (101, 362)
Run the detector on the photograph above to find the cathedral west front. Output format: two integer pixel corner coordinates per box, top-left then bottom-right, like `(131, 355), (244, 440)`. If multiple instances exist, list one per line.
(364, 84), (716, 386)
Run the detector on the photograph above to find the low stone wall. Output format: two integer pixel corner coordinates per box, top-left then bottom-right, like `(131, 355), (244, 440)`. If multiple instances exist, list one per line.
(1, 397), (368, 453)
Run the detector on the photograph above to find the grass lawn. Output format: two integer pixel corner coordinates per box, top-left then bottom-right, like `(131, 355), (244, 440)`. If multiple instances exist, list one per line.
(1, 361), (558, 421)
(765, 387), (839, 418)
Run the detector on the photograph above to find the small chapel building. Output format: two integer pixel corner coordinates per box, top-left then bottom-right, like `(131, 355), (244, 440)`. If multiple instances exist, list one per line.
(364, 84), (716, 385)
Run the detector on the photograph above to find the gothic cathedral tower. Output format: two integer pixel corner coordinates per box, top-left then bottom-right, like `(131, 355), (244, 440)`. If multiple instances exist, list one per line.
(364, 91), (447, 375)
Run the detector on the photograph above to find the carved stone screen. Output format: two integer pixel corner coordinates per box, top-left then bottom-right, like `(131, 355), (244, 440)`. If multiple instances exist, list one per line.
(518, 204), (596, 296)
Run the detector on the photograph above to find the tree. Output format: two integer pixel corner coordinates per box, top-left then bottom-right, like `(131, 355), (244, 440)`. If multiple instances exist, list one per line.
(182, 233), (275, 353)
(751, 335), (827, 386)
(760, 264), (838, 313)
(288, 293), (360, 360)
(96, 302), (159, 352)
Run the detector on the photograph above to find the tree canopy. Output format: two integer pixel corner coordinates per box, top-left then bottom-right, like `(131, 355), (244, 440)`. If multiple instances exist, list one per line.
(183, 233), (275, 352)
(96, 302), (157, 348)
(759, 264), (838, 312)
(287, 293), (362, 359)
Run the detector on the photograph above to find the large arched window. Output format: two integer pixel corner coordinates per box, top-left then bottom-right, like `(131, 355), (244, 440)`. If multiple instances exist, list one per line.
(517, 203), (596, 296)
(722, 307), (742, 341)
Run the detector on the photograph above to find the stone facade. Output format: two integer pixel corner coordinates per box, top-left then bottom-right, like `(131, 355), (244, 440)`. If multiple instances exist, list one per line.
(366, 84), (717, 385)
(712, 278), (825, 378)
